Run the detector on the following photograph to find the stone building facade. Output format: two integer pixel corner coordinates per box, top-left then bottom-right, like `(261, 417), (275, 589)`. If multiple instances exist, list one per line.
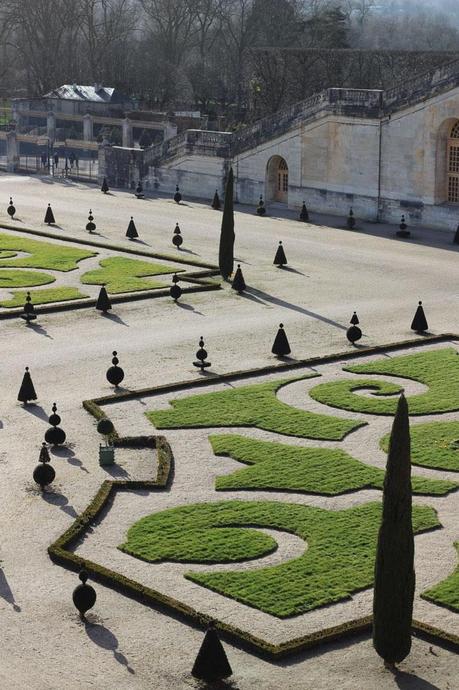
(102, 58), (459, 231)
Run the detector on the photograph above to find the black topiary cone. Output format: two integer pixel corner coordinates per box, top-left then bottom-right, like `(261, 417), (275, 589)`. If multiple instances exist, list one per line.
(273, 241), (287, 267)
(101, 177), (109, 194)
(211, 190), (220, 210)
(174, 185), (182, 204)
(170, 273), (182, 301)
(21, 292), (37, 323)
(44, 402), (66, 446)
(299, 202), (309, 222)
(191, 622), (232, 682)
(350, 311), (359, 325)
(231, 264), (246, 294)
(271, 323), (291, 357)
(72, 570), (97, 620)
(411, 301), (428, 333)
(44, 203), (55, 225)
(106, 351), (125, 387)
(18, 367), (37, 404)
(7, 197), (16, 218)
(96, 285), (112, 313)
(33, 442), (56, 490)
(193, 337), (211, 370)
(126, 216), (139, 240)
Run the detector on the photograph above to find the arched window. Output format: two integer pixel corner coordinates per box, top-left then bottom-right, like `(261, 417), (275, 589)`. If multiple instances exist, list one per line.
(447, 121), (459, 202)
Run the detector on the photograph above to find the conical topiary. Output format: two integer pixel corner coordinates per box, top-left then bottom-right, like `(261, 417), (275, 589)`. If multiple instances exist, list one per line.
(72, 570), (97, 620)
(231, 264), (246, 293)
(21, 292), (37, 323)
(135, 181), (144, 199)
(126, 216), (138, 240)
(44, 402), (66, 446)
(101, 177), (109, 194)
(174, 185), (182, 203)
(347, 207), (355, 230)
(170, 273), (182, 301)
(33, 443), (55, 490)
(273, 241), (287, 267)
(411, 301), (428, 333)
(18, 367), (37, 404)
(299, 202), (309, 222)
(106, 351), (125, 387)
(454, 224), (459, 245)
(219, 168), (235, 280)
(373, 394), (414, 668)
(86, 209), (96, 234)
(44, 204), (55, 225)
(7, 197), (15, 218)
(193, 337), (211, 371)
(96, 285), (111, 313)
(191, 622), (232, 682)
(172, 222), (183, 248)
(271, 323), (291, 357)
(350, 311), (359, 325)
(211, 190), (221, 210)
(256, 195), (266, 216)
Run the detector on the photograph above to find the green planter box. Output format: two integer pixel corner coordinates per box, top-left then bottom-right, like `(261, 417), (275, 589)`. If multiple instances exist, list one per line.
(99, 444), (115, 466)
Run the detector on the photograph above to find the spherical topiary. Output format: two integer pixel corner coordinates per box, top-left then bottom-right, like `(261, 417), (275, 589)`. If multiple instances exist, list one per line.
(172, 222), (183, 248)
(86, 210), (96, 233)
(33, 443), (55, 490)
(347, 207), (356, 230)
(193, 337), (211, 371)
(170, 273), (182, 301)
(44, 402), (66, 446)
(72, 570), (97, 619)
(97, 418), (115, 436)
(174, 185), (182, 204)
(347, 325), (362, 344)
(21, 292), (37, 323)
(7, 197), (16, 218)
(256, 195), (266, 216)
(106, 351), (125, 387)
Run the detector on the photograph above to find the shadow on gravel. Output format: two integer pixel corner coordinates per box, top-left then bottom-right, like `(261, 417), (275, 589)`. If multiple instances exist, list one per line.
(0, 568), (21, 612)
(101, 312), (129, 327)
(394, 670), (441, 690)
(26, 322), (53, 339)
(84, 622), (135, 674)
(50, 446), (89, 474)
(22, 404), (49, 422)
(42, 490), (79, 518)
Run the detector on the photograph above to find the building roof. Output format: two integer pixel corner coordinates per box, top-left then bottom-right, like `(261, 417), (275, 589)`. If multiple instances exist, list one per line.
(44, 84), (121, 103)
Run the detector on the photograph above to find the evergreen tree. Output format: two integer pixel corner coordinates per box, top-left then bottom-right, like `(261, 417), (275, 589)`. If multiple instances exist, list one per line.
(44, 204), (55, 225)
(126, 217), (139, 240)
(373, 394), (414, 668)
(219, 168), (235, 279)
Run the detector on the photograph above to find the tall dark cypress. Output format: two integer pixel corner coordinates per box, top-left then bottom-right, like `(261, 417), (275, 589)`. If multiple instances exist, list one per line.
(219, 168), (235, 279)
(373, 394), (414, 667)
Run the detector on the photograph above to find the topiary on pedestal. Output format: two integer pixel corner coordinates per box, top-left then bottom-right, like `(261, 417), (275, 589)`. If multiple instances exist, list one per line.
(96, 285), (111, 313)
(256, 195), (266, 216)
(273, 241), (287, 267)
(44, 203), (56, 225)
(44, 402), (66, 446)
(101, 177), (109, 194)
(299, 202), (309, 222)
(231, 264), (246, 294)
(191, 622), (232, 682)
(135, 181), (144, 199)
(219, 168), (235, 280)
(211, 190), (221, 210)
(193, 337), (211, 371)
(7, 197), (16, 219)
(21, 292), (37, 323)
(174, 185), (182, 203)
(172, 223), (183, 249)
(347, 207), (355, 230)
(18, 367), (37, 404)
(396, 215), (410, 238)
(271, 323), (291, 357)
(347, 311), (362, 344)
(86, 210), (96, 234)
(373, 394), (414, 669)
(106, 351), (125, 387)
(411, 301), (428, 333)
(33, 443), (55, 491)
(126, 216), (139, 240)
(170, 273), (182, 301)
(72, 570), (97, 620)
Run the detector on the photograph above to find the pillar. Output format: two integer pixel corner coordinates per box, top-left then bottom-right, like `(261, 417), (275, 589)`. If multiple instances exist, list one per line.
(122, 118), (133, 148)
(47, 112), (56, 144)
(83, 114), (93, 142)
(6, 130), (19, 172)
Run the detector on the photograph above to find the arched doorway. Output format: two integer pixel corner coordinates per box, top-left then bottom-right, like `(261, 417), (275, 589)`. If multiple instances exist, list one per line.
(266, 155), (289, 203)
(447, 121), (459, 202)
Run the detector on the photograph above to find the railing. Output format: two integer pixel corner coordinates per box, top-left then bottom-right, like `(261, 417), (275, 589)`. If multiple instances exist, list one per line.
(144, 129), (232, 167)
(383, 56), (459, 111)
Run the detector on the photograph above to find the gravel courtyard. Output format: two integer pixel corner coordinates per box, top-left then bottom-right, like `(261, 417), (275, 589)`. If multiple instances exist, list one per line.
(0, 173), (457, 690)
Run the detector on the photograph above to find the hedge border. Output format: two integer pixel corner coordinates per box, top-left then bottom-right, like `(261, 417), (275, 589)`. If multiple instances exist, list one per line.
(48, 333), (459, 660)
(0, 223), (221, 319)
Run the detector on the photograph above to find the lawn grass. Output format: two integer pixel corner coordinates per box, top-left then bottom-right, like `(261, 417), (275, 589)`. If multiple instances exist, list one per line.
(148, 377), (365, 441)
(422, 543), (459, 612)
(0, 286), (88, 308)
(0, 232), (96, 271)
(210, 435), (457, 496)
(119, 500), (439, 617)
(0, 269), (55, 288)
(381, 421), (459, 472)
(309, 348), (459, 416)
(80, 256), (182, 293)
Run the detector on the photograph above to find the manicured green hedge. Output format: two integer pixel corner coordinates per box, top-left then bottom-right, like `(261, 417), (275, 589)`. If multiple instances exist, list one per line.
(381, 420), (459, 472)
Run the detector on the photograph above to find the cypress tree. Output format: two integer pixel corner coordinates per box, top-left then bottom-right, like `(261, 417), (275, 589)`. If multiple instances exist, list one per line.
(219, 168), (235, 279)
(191, 622), (232, 682)
(373, 394), (414, 668)
(411, 301), (428, 333)
(44, 204), (55, 225)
